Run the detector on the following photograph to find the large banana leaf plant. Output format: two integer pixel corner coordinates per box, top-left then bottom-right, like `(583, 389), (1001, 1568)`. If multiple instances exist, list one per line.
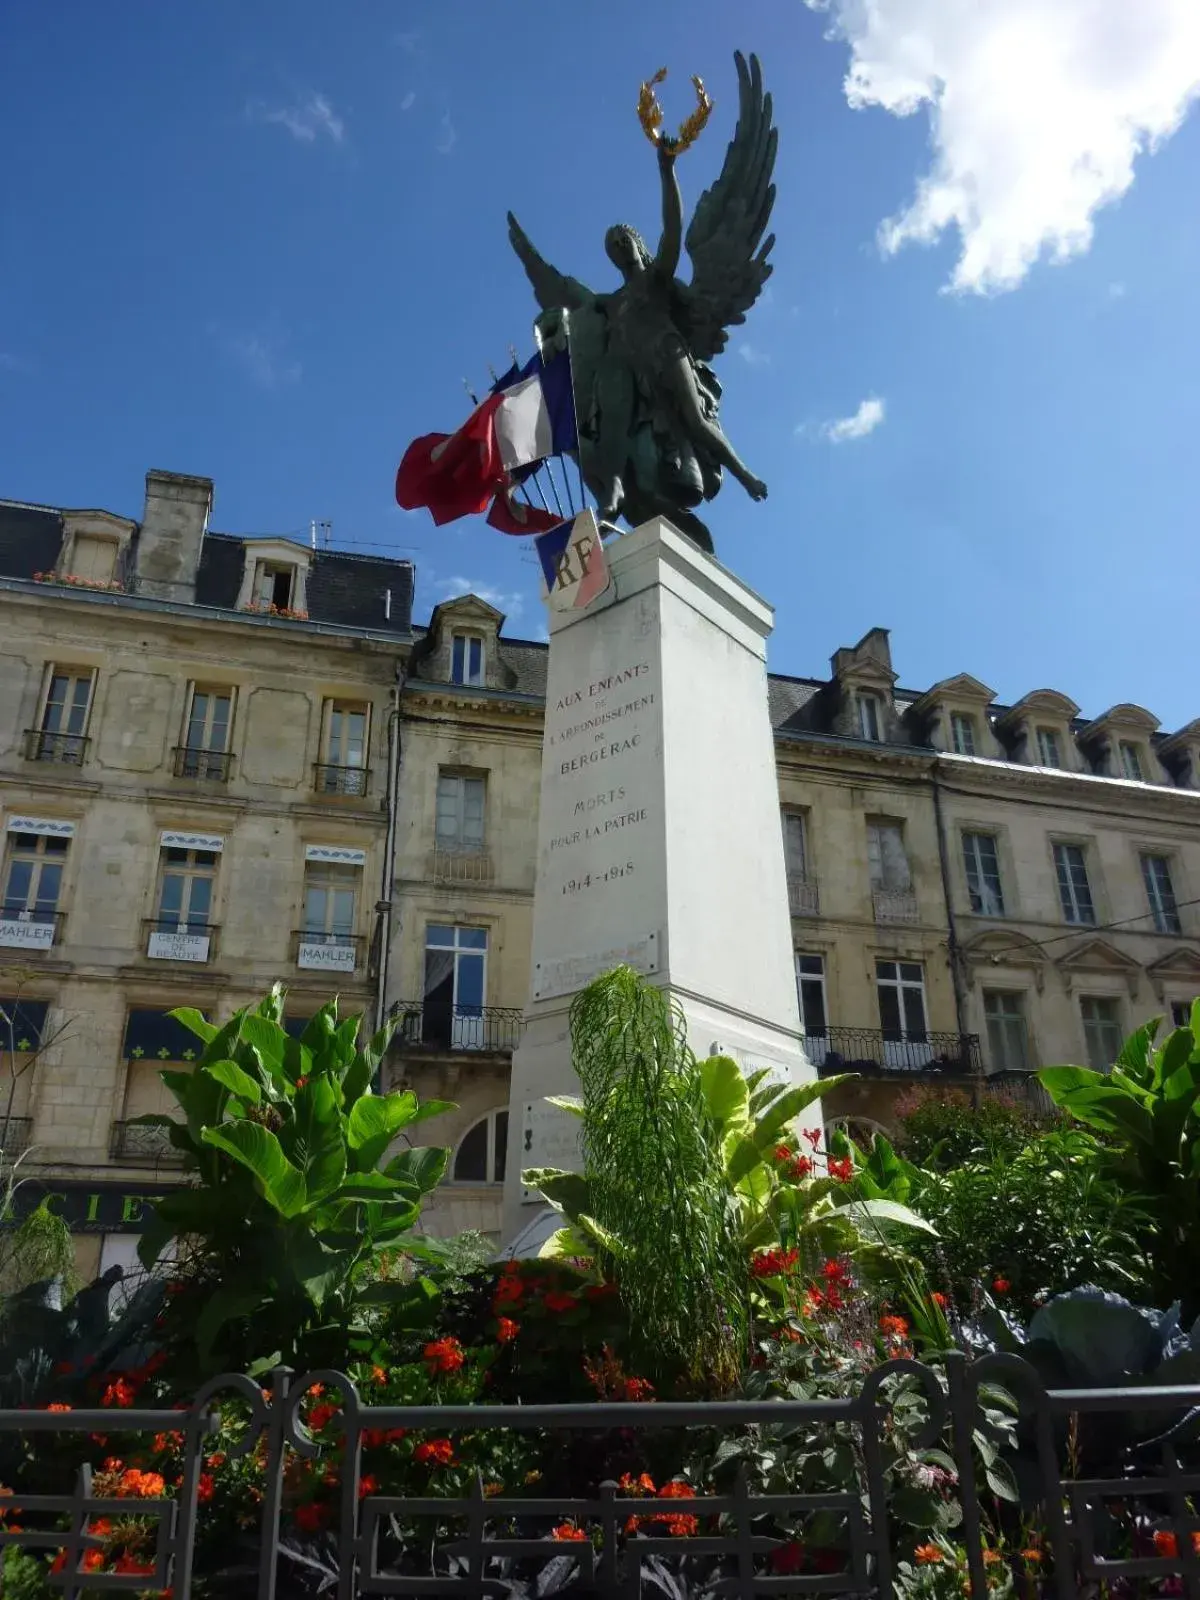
(526, 1054), (932, 1271)
(135, 985), (453, 1377)
(1038, 1001), (1200, 1317)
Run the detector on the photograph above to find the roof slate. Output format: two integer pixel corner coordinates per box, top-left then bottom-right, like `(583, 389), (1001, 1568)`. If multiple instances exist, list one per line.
(0, 501), (65, 580)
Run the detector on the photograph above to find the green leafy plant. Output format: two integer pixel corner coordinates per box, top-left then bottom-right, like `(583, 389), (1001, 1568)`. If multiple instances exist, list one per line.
(892, 1084), (1049, 1171)
(138, 984), (453, 1377)
(1038, 1003), (1200, 1315)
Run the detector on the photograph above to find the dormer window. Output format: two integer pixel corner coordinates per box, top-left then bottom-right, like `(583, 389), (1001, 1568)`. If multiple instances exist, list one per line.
(68, 534), (119, 584)
(256, 563), (296, 611)
(451, 633), (484, 687)
(949, 711), (976, 756)
(1036, 727), (1062, 768)
(857, 692), (883, 742)
(1119, 740), (1143, 781)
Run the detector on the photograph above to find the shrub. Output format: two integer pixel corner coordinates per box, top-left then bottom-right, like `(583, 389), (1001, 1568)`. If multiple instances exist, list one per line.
(893, 1084), (1047, 1171)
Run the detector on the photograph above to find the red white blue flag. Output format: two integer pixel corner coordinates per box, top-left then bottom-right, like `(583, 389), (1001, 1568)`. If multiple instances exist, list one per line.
(536, 510), (609, 611)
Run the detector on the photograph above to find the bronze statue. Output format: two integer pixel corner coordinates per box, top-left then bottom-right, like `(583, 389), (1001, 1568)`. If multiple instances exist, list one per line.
(507, 52), (777, 554)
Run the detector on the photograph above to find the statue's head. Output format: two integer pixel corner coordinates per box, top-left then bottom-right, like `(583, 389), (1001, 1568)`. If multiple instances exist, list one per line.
(605, 223), (650, 277)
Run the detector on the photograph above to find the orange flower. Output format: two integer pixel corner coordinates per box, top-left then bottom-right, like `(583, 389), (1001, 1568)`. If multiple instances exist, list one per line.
(496, 1317), (520, 1343)
(358, 1475), (379, 1499)
(663, 1513), (699, 1536)
(879, 1314), (909, 1340)
(414, 1438), (454, 1466)
(659, 1481), (695, 1501)
(1019, 1549), (1043, 1564)
(931, 1292), (948, 1310)
(102, 1377), (137, 1408)
(982, 1549), (1002, 1565)
(118, 1468), (166, 1499)
(370, 1365), (388, 1385)
(1153, 1529), (1200, 1556)
(423, 1337), (466, 1375)
(914, 1544), (944, 1565)
(551, 1523), (588, 1541)
(47, 1402), (72, 1413)
(618, 1473), (656, 1495)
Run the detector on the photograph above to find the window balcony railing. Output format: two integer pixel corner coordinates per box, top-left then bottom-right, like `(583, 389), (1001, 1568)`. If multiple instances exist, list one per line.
(988, 1068), (1059, 1119)
(872, 887), (920, 924)
(23, 728), (89, 765)
(313, 763), (370, 798)
(390, 999), (524, 1055)
(109, 1120), (187, 1164)
(0, 908), (63, 953)
(144, 919), (218, 964)
(173, 746), (233, 782)
(787, 873), (820, 917)
(429, 846), (495, 886)
(294, 929), (363, 975)
(806, 1025), (981, 1077)
(0, 1116), (32, 1156)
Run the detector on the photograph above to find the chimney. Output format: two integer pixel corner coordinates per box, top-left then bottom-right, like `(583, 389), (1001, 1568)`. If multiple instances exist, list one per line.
(134, 470), (213, 604)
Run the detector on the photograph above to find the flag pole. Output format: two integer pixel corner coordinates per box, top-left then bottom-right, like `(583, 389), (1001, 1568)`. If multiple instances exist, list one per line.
(561, 311), (590, 517)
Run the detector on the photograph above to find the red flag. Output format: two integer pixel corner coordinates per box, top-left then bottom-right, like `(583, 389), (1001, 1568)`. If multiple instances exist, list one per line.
(395, 394), (506, 526)
(486, 487), (563, 536)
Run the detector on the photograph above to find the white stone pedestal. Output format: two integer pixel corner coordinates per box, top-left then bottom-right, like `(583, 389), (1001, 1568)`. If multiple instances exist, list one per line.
(502, 518), (816, 1242)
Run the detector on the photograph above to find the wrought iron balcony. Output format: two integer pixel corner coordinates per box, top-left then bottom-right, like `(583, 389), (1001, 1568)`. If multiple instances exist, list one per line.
(144, 919), (217, 963)
(109, 1120), (187, 1164)
(806, 1025), (981, 1077)
(872, 887), (919, 924)
(0, 908), (63, 952)
(173, 745), (233, 781)
(0, 1116), (32, 1155)
(429, 846), (494, 885)
(989, 1068), (1059, 1118)
(23, 728), (89, 765)
(390, 999), (524, 1055)
(293, 929), (364, 976)
(313, 762), (370, 798)
(787, 872), (819, 917)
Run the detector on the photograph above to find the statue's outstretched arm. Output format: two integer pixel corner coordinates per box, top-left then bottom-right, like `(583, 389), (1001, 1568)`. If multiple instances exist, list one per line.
(654, 143), (682, 278)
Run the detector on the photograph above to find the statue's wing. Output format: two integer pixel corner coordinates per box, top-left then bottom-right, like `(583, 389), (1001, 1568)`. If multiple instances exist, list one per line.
(679, 51), (777, 362)
(507, 212), (593, 313)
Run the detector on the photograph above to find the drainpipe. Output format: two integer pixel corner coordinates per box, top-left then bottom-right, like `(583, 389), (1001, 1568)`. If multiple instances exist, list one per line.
(931, 759), (979, 1102)
(373, 663), (407, 1053)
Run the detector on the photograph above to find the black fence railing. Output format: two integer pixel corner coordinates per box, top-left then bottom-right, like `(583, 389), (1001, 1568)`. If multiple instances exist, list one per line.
(0, 1115), (31, 1155)
(809, 1025), (982, 1076)
(3, 1355), (1200, 1597)
(391, 998), (524, 1054)
(172, 745), (233, 781)
(108, 1120), (186, 1164)
(22, 727), (89, 765)
(313, 762), (371, 797)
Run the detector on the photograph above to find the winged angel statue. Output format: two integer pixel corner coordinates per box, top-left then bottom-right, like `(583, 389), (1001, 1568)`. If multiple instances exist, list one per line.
(507, 52), (777, 554)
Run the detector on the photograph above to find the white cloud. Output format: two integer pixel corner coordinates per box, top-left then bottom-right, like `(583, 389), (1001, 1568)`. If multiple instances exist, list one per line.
(435, 112), (457, 155)
(737, 341), (771, 367)
(435, 577), (523, 622)
(400, 90), (416, 112)
(249, 90), (345, 145)
(806, 0), (1200, 294)
(816, 396), (886, 443)
(223, 330), (301, 390)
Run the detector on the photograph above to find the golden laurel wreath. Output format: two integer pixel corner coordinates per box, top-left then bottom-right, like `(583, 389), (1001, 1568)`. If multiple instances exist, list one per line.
(637, 66), (713, 154)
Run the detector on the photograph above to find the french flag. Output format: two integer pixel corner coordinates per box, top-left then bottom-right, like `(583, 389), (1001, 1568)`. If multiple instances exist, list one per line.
(395, 352), (576, 528)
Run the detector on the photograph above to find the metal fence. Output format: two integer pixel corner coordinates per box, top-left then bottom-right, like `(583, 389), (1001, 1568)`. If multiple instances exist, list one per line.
(3, 1352), (1200, 1597)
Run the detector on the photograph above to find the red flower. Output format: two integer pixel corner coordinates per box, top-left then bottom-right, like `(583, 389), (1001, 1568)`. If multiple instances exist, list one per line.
(424, 1336), (466, 1375)
(772, 1540), (805, 1575)
(619, 1472), (656, 1494)
(584, 1281), (618, 1301)
(308, 1403), (338, 1432)
(827, 1156), (853, 1182)
(879, 1314), (909, 1341)
(363, 1429), (388, 1449)
(623, 1376), (655, 1402)
(750, 1247), (799, 1278)
(386, 1428), (407, 1444)
(551, 1523), (588, 1541)
(294, 1076), (308, 1088)
(295, 1502), (326, 1534)
(496, 1317), (520, 1344)
(197, 1473), (215, 1504)
(659, 1481), (695, 1500)
(358, 1475), (379, 1499)
(1153, 1528), (1200, 1556)
(992, 1277), (1012, 1294)
(115, 1552), (156, 1576)
(785, 1154), (815, 1181)
(931, 1291), (948, 1309)
(102, 1377), (138, 1408)
(663, 1513), (699, 1536)
(772, 1143), (793, 1163)
(914, 1544), (944, 1565)
(493, 1267), (525, 1310)
(47, 1402), (72, 1413)
(414, 1438), (454, 1466)
(51, 1549), (105, 1575)
(802, 1127), (821, 1150)
(543, 1290), (577, 1313)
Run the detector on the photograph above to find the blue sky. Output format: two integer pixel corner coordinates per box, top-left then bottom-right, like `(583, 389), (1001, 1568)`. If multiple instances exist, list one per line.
(3, 2), (1198, 723)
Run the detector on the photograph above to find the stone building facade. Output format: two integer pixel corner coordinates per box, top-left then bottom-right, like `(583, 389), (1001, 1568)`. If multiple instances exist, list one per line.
(4, 469), (1199, 1255)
